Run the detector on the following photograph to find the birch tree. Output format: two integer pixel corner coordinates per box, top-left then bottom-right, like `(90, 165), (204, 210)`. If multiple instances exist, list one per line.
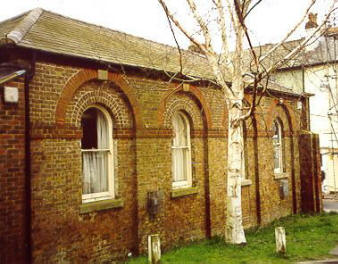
(158, 0), (335, 244)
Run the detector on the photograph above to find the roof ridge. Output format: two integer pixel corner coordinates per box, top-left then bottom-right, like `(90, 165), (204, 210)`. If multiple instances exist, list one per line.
(7, 8), (43, 44)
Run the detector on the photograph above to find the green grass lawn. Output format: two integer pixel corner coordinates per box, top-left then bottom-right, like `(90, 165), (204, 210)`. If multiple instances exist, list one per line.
(127, 213), (338, 264)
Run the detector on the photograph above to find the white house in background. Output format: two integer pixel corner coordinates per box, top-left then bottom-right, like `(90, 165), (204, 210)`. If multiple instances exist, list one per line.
(274, 20), (338, 193)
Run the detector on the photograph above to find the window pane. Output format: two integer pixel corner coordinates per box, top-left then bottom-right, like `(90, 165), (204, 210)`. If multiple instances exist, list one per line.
(273, 120), (283, 172)
(273, 121), (278, 136)
(172, 148), (187, 182)
(273, 122), (279, 145)
(81, 108), (98, 149)
(96, 110), (109, 149)
(172, 111), (190, 184)
(274, 146), (280, 170)
(81, 108), (109, 149)
(173, 113), (187, 147)
(82, 151), (108, 194)
(81, 106), (111, 198)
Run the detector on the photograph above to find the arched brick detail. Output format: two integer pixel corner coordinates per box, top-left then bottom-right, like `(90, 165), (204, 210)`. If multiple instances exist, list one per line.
(68, 84), (133, 129)
(164, 97), (203, 129)
(55, 69), (142, 129)
(266, 100), (296, 134)
(55, 69), (97, 124)
(157, 84), (212, 129)
(282, 101), (299, 132)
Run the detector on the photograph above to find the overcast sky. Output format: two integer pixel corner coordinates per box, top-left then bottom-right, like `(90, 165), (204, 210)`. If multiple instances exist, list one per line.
(0, 0), (333, 49)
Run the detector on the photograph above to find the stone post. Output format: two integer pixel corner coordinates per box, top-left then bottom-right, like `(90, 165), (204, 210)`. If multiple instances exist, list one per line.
(275, 227), (286, 254)
(148, 234), (161, 264)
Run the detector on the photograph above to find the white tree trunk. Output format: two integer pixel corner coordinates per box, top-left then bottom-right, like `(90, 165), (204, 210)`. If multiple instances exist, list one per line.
(225, 97), (247, 244)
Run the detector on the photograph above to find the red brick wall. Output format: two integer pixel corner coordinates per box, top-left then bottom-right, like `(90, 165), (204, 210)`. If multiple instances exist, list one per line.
(0, 52), (314, 262)
(0, 79), (27, 263)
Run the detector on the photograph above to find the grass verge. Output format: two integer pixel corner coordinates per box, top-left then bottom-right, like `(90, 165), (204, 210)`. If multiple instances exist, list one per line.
(127, 213), (338, 264)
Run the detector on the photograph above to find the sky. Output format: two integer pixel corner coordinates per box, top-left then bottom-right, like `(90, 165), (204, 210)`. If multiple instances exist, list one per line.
(0, 0), (334, 49)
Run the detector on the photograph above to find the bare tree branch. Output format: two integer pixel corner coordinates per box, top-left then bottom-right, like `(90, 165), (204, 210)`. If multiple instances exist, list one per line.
(224, 0), (237, 33)
(213, 0), (230, 64)
(259, 0), (316, 63)
(186, 0), (236, 96)
(264, 5), (336, 76)
(244, 0), (263, 20)
(157, 0), (204, 51)
(186, 0), (214, 51)
(163, 9), (183, 73)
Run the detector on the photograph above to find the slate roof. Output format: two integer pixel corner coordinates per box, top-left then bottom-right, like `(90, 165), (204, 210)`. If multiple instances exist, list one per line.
(0, 8), (304, 96)
(300, 34), (338, 67)
(0, 8), (213, 79)
(257, 29), (338, 70)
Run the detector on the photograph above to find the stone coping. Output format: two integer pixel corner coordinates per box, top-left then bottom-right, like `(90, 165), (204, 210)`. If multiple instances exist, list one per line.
(241, 179), (252, 186)
(171, 186), (198, 198)
(80, 198), (124, 214)
(297, 259), (338, 264)
(330, 245), (338, 256)
(274, 172), (289, 180)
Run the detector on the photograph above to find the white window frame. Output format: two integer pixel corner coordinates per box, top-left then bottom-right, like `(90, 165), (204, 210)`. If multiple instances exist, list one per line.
(81, 105), (114, 203)
(273, 119), (284, 174)
(172, 111), (192, 189)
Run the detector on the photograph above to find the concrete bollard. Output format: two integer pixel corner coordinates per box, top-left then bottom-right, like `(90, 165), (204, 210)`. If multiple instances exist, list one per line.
(148, 234), (161, 264)
(275, 227), (286, 254)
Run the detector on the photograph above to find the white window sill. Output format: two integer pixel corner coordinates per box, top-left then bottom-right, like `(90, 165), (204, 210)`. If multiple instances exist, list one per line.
(171, 186), (198, 198)
(172, 180), (191, 189)
(80, 198), (124, 214)
(274, 173), (289, 180)
(241, 179), (252, 186)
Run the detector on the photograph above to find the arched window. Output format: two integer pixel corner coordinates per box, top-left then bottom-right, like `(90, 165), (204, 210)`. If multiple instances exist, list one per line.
(172, 111), (192, 188)
(81, 105), (114, 202)
(273, 119), (284, 173)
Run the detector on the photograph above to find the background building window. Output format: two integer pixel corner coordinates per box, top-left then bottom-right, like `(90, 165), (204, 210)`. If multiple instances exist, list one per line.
(81, 105), (114, 202)
(172, 111), (192, 188)
(273, 119), (284, 173)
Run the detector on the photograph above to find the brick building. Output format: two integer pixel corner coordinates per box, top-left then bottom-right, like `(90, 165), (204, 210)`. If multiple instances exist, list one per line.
(0, 9), (322, 263)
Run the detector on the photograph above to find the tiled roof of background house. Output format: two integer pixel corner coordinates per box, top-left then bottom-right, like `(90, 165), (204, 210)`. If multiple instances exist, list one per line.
(257, 28), (338, 70)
